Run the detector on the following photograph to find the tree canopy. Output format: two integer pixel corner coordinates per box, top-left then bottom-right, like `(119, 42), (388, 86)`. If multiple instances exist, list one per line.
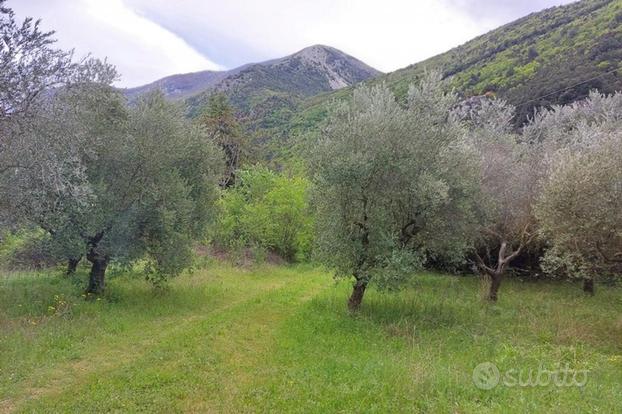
(535, 92), (622, 293)
(3, 79), (223, 293)
(311, 74), (480, 310)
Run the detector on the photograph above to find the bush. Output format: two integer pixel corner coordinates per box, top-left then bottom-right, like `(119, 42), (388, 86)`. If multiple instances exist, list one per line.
(0, 228), (59, 270)
(213, 167), (313, 262)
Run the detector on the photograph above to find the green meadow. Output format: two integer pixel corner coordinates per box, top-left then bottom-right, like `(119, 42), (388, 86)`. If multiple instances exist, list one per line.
(1, 264), (620, 413)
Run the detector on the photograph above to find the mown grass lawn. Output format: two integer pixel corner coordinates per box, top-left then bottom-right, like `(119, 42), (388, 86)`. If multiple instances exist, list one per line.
(1, 263), (621, 413)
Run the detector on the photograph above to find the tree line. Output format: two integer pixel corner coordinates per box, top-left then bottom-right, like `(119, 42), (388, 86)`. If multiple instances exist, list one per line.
(310, 74), (622, 309)
(1, 1), (620, 309)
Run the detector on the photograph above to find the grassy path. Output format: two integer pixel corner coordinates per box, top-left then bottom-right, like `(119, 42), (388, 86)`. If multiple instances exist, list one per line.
(1, 265), (328, 412)
(1, 264), (621, 413)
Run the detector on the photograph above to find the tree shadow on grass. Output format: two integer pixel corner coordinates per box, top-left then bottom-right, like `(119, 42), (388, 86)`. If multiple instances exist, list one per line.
(362, 275), (482, 332)
(300, 276), (484, 344)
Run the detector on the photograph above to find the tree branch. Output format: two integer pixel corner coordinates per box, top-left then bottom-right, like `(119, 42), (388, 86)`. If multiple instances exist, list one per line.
(474, 251), (495, 275)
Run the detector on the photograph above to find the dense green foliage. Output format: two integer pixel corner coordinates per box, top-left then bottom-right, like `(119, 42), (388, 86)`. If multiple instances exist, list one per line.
(406, 0), (622, 124)
(213, 167), (312, 262)
(0, 228), (55, 270)
(1, 265), (621, 412)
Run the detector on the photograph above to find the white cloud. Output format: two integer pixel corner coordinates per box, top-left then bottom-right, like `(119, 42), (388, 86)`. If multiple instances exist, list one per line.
(10, 0), (222, 87)
(127, 0), (556, 71)
(127, 0), (488, 72)
(127, 0), (572, 74)
(10, 0), (577, 86)
(300, 0), (488, 72)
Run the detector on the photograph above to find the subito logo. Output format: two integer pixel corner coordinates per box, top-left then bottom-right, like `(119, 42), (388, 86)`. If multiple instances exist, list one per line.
(472, 362), (500, 390)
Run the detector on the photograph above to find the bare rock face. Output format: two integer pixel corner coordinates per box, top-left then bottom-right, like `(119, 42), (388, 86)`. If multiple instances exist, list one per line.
(285, 45), (380, 90)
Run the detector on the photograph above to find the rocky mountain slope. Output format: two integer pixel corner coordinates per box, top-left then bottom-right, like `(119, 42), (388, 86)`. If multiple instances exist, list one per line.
(184, 45), (381, 127)
(123, 45), (381, 128)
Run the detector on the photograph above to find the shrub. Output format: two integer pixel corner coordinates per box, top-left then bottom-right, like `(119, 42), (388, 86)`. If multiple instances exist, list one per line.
(214, 167), (312, 262)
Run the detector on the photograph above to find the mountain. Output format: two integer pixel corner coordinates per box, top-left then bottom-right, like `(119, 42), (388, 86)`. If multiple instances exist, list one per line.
(123, 45), (381, 128)
(123, 0), (622, 163)
(184, 45), (381, 127)
(293, 0), (622, 131)
(122, 68), (242, 102)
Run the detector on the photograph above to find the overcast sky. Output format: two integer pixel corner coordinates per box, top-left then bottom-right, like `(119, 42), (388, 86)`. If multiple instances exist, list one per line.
(11, 0), (576, 87)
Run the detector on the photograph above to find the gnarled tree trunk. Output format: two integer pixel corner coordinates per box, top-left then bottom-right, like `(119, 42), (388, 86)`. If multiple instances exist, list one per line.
(66, 256), (81, 276)
(348, 279), (367, 311)
(348, 196), (371, 312)
(487, 271), (503, 301)
(86, 248), (108, 295)
(477, 240), (525, 302)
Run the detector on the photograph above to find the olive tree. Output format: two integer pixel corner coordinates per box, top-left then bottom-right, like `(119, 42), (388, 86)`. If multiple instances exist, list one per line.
(462, 98), (540, 301)
(311, 75), (479, 310)
(1, 80), (119, 273)
(522, 91), (622, 150)
(535, 95), (622, 294)
(4, 85), (223, 293)
(0, 0), (115, 174)
(0, 0), (79, 120)
(0, 0), (116, 272)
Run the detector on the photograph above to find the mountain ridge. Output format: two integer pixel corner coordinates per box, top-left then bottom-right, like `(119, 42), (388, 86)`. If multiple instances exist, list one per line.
(123, 0), (622, 161)
(123, 45), (381, 107)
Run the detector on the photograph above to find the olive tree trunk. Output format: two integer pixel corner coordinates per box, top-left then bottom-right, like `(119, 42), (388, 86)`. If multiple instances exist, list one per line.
(348, 279), (367, 311)
(487, 271), (503, 302)
(86, 250), (108, 295)
(66, 256), (81, 276)
(477, 240), (525, 302)
(582, 278), (595, 295)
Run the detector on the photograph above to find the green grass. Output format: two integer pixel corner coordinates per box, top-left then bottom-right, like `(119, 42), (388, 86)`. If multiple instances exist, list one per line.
(1, 264), (621, 413)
